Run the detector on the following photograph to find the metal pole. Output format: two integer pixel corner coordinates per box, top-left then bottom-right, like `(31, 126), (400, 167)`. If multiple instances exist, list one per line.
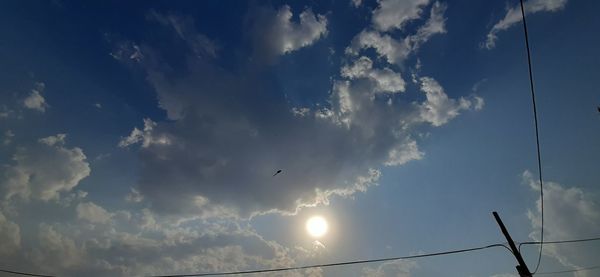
(493, 211), (533, 277)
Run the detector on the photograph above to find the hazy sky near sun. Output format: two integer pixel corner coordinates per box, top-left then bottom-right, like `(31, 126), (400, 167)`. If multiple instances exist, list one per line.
(1, 0), (599, 276)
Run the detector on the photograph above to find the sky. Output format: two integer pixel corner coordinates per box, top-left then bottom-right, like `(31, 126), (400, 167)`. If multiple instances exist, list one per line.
(0, 0), (599, 276)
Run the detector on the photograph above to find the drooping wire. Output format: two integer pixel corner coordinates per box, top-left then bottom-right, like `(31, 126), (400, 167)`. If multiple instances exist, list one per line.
(147, 243), (510, 277)
(0, 243), (509, 277)
(4, 236), (600, 277)
(518, 0), (545, 274)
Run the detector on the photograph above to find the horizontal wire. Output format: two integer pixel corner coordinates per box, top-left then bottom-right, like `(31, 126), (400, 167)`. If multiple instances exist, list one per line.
(519, 236), (600, 246)
(537, 265), (600, 275)
(3, 236), (599, 277)
(148, 244), (510, 277)
(0, 269), (55, 277)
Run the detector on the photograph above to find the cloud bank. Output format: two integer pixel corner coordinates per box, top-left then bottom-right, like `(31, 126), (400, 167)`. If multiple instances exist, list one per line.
(114, 2), (481, 218)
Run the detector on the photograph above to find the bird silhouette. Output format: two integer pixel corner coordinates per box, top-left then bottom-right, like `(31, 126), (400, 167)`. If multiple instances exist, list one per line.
(273, 169), (282, 177)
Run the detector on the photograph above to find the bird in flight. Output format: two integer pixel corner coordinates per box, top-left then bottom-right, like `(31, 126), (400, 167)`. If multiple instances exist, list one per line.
(273, 169), (282, 177)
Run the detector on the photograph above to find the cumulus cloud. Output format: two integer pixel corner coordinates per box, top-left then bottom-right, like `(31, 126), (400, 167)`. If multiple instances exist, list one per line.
(118, 118), (171, 148)
(341, 56), (406, 93)
(417, 77), (482, 126)
(372, 0), (430, 32)
(346, 30), (412, 65)
(523, 171), (600, 276)
(12, 203), (325, 277)
(0, 211), (21, 257)
(249, 5), (327, 62)
(57, 190), (88, 208)
(1, 134), (90, 201)
(23, 82), (49, 112)
(76, 202), (113, 224)
(484, 0), (568, 49)
(32, 223), (85, 272)
(347, 2), (447, 65)
(411, 1), (447, 49)
(384, 139), (424, 166)
(111, 2), (481, 218)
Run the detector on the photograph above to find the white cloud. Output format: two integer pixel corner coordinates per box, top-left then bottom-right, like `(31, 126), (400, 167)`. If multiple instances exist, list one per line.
(0, 211), (20, 257)
(39, 133), (66, 146)
(351, 0), (363, 8)
(372, 0), (430, 32)
(118, 118), (171, 148)
(1, 134), (90, 201)
(484, 0), (568, 49)
(347, 2), (447, 65)
(417, 77), (481, 126)
(473, 96), (485, 110)
(411, 1), (447, 49)
(273, 6), (328, 54)
(250, 5), (327, 62)
(76, 202), (113, 224)
(523, 171), (600, 276)
(23, 82), (49, 112)
(341, 56), (406, 93)
(384, 139), (424, 166)
(346, 30), (412, 65)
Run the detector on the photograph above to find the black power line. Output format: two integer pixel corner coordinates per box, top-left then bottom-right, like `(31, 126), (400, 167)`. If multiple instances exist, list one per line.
(147, 244), (510, 277)
(0, 243), (509, 277)
(0, 269), (54, 277)
(518, 0), (545, 274)
(3, 237), (600, 277)
(537, 265), (600, 275)
(520, 236), (600, 247)
(519, 236), (600, 253)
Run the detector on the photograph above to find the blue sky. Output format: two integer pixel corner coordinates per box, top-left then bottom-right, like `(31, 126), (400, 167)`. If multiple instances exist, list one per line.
(1, 0), (599, 276)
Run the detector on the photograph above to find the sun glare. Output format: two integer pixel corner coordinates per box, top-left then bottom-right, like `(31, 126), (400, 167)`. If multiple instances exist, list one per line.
(306, 216), (328, 238)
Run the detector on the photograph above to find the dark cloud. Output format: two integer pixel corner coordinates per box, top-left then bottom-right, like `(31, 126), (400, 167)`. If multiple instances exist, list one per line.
(116, 5), (480, 217)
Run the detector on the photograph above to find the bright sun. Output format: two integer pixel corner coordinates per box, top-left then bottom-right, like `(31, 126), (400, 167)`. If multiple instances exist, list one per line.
(306, 216), (328, 238)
